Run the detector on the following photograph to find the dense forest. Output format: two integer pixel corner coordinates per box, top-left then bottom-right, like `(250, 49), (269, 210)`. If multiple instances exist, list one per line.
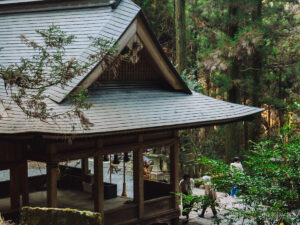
(134, 0), (300, 176)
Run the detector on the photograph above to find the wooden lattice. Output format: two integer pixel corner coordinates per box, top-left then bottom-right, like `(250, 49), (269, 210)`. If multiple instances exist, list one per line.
(99, 48), (164, 81)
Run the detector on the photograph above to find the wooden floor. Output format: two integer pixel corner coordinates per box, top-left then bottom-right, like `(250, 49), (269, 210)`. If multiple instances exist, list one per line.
(0, 189), (133, 212)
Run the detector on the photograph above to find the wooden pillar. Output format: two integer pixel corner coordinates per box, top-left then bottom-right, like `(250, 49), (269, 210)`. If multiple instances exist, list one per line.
(170, 131), (180, 225)
(170, 131), (180, 209)
(46, 162), (58, 207)
(94, 153), (104, 214)
(20, 161), (29, 206)
(81, 158), (89, 174)
(10, 165), (20, 210)
(133, 135), (144, 218)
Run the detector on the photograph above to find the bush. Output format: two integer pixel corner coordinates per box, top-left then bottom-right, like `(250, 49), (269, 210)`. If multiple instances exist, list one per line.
(198, 125), (300, 224)
(194, 178), (205, 188)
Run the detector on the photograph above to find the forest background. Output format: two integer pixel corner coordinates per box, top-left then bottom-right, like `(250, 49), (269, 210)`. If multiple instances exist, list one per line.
(133, 0), (300, 177)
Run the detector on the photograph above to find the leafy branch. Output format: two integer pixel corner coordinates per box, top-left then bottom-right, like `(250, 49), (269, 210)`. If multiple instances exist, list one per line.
(0, 25), (120, 130)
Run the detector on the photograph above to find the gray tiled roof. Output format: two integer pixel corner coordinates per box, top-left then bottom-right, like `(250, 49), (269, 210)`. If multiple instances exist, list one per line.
(0, 82), (263, 135)
(0, 0), (140, 103)
(0, 0), (263, 136)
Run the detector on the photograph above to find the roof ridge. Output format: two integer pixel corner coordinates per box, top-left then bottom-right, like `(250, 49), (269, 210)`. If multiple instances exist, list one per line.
(0, 0), (117, 15)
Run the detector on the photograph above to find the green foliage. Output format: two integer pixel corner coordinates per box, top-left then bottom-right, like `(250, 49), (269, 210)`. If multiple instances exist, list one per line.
(198, 124), (300, 224)
(180, 68), (204, 92)
(174, 193), (218, 215)
(194, 178), (205, 188)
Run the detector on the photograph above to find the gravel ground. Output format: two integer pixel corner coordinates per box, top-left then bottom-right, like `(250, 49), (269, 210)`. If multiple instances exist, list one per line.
(179, 189), (243, 225)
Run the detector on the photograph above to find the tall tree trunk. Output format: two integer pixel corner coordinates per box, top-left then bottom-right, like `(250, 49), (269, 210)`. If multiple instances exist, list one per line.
(175, 0), (186, 74)
(225, 3), (241, 163)
(249, 0), (263, 143)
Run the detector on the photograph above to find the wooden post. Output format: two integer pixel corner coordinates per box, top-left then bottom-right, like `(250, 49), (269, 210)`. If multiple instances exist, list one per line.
(133, 135), (144, 218)
(170, 131), (180, 208)
(10, 165), (20, 210)
(94, 153), (104, 214)
(170, 131), (180, 225)
(81, 158), (89, 174)
(94, 140), (104, 214)
(46, 162), (58, 207)
(121, 152), (127, 197)
(20, 161), (29, 206)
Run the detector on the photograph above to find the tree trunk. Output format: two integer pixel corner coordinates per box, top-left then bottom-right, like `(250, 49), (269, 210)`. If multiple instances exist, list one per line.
(249, 0), (263, 142)
(175, 0), (186, 74)
(225, 3), (240, 163)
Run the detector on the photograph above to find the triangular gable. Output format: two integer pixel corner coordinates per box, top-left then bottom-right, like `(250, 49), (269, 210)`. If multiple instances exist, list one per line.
(43, 0), (141, 103)
(52, 13), (191, 103)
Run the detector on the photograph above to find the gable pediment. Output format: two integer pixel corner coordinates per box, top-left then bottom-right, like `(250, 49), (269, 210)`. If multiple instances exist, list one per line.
(71, 15), (191, 98)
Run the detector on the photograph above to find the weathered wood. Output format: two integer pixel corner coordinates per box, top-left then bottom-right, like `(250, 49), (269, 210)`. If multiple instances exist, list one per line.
(10, 165), (20, 209)
(20, 161), (29, 206)
(104, 204), (137, 225)
(46, 162), (58, 207)
(73, 19), (137, 94)
(171, 218), (180, 225)
(0, 161), (22, 170)
(115, 208), (180, 225)
(137, 16), (183, 91)
(81, 158), (89, 175)
(94, 140), (104, 214)
(133, 135), (144, 218)
(27, 137), (176, 163)
(144, 195), (173, 215)
(170, 131), (180, 209)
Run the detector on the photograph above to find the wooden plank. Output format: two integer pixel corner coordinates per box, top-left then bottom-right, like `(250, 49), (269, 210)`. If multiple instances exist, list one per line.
(133, 135), (144, 218)
(170, 131), (180, 210)
(9, 165), (20, 210)
(46, 163), (58, 207)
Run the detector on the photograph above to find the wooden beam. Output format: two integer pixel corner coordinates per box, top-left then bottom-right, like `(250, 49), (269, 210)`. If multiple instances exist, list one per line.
(0, 161), (22, 170)
(26, 138), (176, 163)
(170, 131), (180, 210)
(10, 165), (20, 210)
(46, 162), (58, 207)
(133, 135), (144, 218)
